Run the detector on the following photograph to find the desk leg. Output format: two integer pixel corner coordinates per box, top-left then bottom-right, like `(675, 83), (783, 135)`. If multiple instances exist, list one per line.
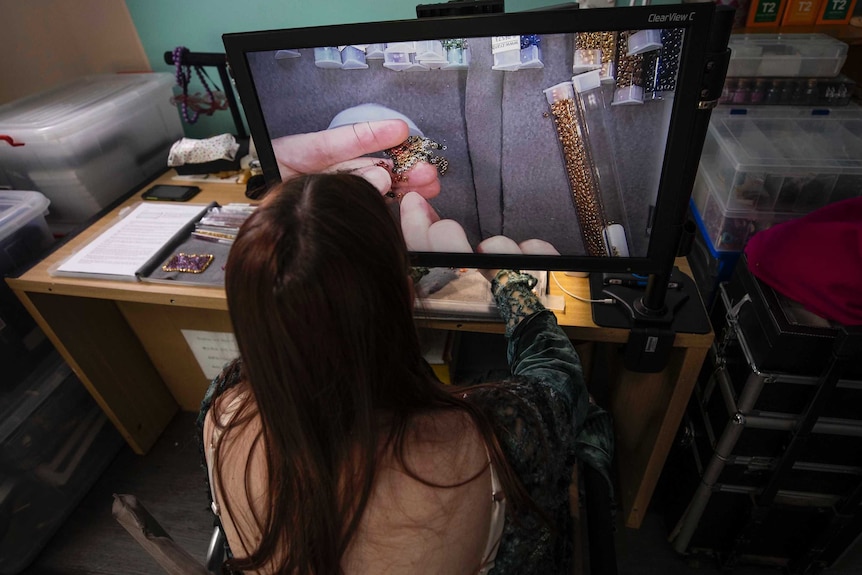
(608, 344), (708, 529)
(14, 291), (178, 455)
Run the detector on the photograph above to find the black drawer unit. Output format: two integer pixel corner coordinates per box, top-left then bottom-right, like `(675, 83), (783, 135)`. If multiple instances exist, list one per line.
(660, 261), (862, 573)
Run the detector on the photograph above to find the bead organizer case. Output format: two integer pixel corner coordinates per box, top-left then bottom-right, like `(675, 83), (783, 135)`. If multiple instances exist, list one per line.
(725, 34), (849, 78)
(699, 112), (862, 213)
(718, 75), (855, 107)
(691, 109), (862, 251)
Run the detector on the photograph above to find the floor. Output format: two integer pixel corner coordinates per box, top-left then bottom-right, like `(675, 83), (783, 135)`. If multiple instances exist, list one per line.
(18, 412), (862, 574)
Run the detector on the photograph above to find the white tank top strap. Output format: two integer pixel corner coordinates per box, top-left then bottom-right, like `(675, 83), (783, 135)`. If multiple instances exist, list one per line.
(478, 443), (507, 574)
(205, 393), (245, 517)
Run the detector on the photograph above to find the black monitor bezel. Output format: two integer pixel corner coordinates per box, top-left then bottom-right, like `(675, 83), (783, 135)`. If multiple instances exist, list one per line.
(224, 4), (715, 274)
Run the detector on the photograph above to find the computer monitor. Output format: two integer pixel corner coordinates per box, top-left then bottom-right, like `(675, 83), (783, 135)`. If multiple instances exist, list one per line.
(223, 4), (718, 275)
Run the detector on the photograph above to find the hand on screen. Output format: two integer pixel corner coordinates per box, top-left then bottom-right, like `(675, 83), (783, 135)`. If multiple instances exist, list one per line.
(400, 192), (560, 266)
(475, 237), (560, 282)
(271, 120), (441, 199)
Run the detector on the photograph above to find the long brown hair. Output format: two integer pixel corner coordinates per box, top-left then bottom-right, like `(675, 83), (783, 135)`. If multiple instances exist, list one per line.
(214, 174), (538, 574)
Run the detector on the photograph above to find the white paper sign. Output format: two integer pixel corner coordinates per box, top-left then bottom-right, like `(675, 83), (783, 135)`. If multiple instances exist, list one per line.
(181, 329), (239, 380)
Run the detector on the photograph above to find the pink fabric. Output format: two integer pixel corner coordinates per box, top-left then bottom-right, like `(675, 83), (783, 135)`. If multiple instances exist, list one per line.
(743, 197), (862, 326)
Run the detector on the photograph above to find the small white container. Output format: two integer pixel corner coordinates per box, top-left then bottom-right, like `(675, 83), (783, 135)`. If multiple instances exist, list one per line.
(611, 84), (644, 106)
(340, 46), (368, 70)
(384, 42), (416, 71)
(274, 49), (300, 60)
(365, 44), (386, 59)
(416, 41), (447, 68)
(573, 48), (603, 74)
(491, 36), (522, 71)
(443, 46), (470, 69)
(543, 80), (575, 105)
(314, 47), (343, 68)
(519, 45), (544, 69)
(627, 30), (663, 56)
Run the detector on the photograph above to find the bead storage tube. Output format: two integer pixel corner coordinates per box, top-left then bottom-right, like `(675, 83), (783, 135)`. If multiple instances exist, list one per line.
(573, 70), (631, 257)
(543, 81), (607, 257)
(574, 32), (618, 84)
(657, 28), (683, 92)
(612, 31), (644, 105)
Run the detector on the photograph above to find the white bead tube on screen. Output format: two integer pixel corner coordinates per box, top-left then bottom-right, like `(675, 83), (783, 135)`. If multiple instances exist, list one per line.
(573, 70), (631, 257)
(543, 80), (607, 257)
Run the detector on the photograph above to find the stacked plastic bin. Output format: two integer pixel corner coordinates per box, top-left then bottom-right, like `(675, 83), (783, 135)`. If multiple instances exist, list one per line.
(0, 79), (166, 572)
(0, 191), (126, 574)
(718, 34), (854, 108)
(689, 33), (859, 309)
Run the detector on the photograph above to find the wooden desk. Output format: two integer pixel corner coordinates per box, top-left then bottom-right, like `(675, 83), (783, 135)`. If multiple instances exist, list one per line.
(7, 171), (713, 529)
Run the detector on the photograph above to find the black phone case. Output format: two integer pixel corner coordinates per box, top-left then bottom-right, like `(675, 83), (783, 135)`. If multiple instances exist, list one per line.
(142, 185), (201, 201)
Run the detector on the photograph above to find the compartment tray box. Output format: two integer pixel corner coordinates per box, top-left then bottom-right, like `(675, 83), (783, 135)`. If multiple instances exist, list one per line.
(726, 33), (849, 78)
(698, 111), (862, 216)
(718, 75), (856, 107)
(691, 168), (798, 252)
(688, 199), (742, 309)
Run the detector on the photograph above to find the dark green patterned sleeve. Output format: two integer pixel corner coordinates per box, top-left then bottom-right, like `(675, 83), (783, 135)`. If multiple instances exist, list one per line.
(489, 269), (546, 338)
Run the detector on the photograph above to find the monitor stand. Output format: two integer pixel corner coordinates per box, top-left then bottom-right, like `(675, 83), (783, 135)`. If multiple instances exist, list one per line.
(589, 267), (711, 372)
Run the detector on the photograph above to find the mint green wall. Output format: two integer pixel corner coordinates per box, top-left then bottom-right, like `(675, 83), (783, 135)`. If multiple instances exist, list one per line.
(125, 0), (574, 137)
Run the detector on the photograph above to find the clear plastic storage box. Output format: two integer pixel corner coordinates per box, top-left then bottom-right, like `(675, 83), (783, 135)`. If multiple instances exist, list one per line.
(0, 190), (52, 274)
(691, 167), (798, 252)
(0, 191), (54, 382)
(0, 351), (123, 574)
(697, 112), (862, 215)
(726, 34), (849, 78)
(0, 74), (183, 235)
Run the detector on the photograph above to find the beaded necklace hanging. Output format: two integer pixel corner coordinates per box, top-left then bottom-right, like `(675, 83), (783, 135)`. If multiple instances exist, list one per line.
(172, 46), (218, 124)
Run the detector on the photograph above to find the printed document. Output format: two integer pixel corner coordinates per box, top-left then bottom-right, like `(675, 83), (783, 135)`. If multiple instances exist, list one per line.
(55, 203), (209, 278)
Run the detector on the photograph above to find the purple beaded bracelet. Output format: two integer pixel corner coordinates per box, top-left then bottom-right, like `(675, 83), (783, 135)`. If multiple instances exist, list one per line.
(172, 46), (217, 125)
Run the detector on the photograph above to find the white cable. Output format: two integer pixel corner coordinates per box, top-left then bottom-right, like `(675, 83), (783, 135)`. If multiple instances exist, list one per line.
(551, 272), (616, 305)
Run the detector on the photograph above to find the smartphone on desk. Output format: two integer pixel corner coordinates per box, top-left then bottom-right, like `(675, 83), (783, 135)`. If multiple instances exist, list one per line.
(142, 184), (201, 202)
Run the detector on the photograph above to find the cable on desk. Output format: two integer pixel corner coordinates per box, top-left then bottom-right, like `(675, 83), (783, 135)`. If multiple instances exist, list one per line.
(551, 272), (616, 305)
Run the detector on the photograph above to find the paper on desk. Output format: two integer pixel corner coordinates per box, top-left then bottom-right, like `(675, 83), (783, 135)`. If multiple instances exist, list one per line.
(54, 203), (211, 278)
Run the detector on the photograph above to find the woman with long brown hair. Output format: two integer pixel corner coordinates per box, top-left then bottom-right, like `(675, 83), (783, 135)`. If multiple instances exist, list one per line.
(198, 173), (612, 574)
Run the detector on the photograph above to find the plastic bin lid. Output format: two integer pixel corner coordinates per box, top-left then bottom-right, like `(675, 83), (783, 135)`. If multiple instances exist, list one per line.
(728, 33), (848, 48)
(0, 73), (174, 144)
(0, 190), (50, 243)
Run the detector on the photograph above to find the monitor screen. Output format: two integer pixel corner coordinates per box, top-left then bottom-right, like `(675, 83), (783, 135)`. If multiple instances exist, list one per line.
(224, 4), (716, 273)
